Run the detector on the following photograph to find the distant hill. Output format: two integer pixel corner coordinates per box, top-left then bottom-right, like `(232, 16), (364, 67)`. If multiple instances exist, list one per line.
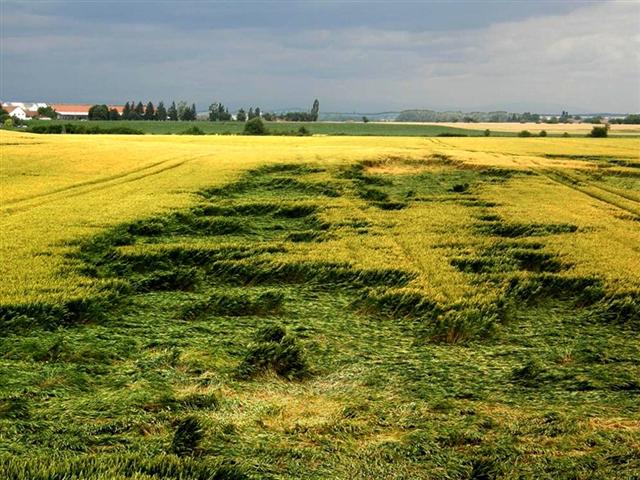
(319, 111), (399, 122)
(395, 109), (633, 122)
(396, 109), (515, 122)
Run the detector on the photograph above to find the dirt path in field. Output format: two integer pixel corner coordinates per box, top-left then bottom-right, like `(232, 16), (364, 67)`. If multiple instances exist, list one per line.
(3, 157), (184, 205)
(0, 154), (210, 215)
(429, 142), (640, 218)
(533, 167), (640, 217)
(509, 157), (640, 217)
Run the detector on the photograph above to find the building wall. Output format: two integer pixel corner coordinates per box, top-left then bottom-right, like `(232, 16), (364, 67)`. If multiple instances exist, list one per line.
(56, 113), (89, 120)
(8, 108), (28, 120)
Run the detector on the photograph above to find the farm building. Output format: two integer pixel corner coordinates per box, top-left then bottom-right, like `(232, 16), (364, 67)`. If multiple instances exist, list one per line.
(2, 102), (47, 112)
(4, 105), (29, 121)
(52, 104), (125, 120)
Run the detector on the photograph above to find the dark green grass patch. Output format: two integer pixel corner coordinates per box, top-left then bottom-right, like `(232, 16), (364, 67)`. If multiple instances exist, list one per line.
(182, 290), (284, 319)
(0, 454), (249, 479)
(427, 305), (502, 344)
(136, 267), (203, 292)
(358, 187), (390, 202)
(171, 416), (204, 456)
(589, 293), (640, 327)
(0, 396), (30, 420)
(179, 392), (219, 410)
(344, 159), (527, 210)
(201, 175), (341, 200)
(372, 200), (408, 210)
(506, 273), (604, 305)
(544, 154), (639, 165)
(451, 249), (567, 274)
(477, 220), (578, 238)
(236, 325), (309, 380)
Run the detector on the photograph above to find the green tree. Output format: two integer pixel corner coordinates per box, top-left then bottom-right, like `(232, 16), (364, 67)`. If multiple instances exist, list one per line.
(122, 102), (131, 120)
(168, 102), (178, 121)
(255, 107), (261, 118)
(88, 104), (109, 120)
(311, 99), (320, 121)
(243, 116), (268, 135)
(177, 101), (190, 121)
(208, 103), (218, 121)
(209, 102), (230, 121)
(37, 106), (57, 119)
(156, 101), (167, 121)
(589, 125), (609, 138)
(109, 108), (120, 120)
(0, 106), (9, 124)
(248, 107), (255, 120)
(236, 108), (246, 122)
(144, 102), (155, 120)
(133, 102), (144, 120)
(176, 102), (197, 121)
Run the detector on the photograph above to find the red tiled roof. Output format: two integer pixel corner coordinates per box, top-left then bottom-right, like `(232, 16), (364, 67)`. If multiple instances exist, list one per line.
(51, 104), (92, 114)
(52, 104), (125, 114)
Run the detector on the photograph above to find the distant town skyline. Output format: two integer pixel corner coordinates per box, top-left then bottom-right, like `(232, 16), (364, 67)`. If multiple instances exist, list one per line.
(2, 1), (639, 113)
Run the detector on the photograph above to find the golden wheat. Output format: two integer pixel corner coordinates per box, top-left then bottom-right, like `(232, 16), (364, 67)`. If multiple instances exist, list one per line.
(1, 130), (639, 309)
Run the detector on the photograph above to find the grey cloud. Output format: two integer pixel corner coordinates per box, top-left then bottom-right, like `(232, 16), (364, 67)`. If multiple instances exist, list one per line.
(1, 1), (638, 112)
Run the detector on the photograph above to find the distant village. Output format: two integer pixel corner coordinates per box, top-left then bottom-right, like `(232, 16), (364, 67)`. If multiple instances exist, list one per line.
(1, 100), (321, 123)
(2, 102), (123, 121)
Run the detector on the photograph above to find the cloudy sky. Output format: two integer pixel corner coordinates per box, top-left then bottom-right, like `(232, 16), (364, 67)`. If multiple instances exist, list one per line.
(1, 0), (639, 113)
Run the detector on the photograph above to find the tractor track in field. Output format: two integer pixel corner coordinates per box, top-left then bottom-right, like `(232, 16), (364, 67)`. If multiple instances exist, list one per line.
(2, 154), (196, 205)
(1, 154), (210, 216)
(424, 146), (640, 217)
(551, 168), (640, 204)
(528, 160), (640, 217)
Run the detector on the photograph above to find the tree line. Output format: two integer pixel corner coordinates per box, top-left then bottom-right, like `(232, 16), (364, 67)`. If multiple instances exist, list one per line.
(207, 99), (320, 122)
(87, 99), (320, 122)
(395, 109), (640, 125)
(89, 101), (196, 121)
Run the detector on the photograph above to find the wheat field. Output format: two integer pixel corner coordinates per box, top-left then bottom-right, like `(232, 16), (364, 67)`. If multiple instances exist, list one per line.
(410, 121), (640, 135)
(1, 130), (639, 479)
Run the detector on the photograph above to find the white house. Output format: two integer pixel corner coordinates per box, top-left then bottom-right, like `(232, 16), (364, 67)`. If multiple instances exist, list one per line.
(5, 105), (29, 121)
(3, 102), (46, 111)
(2, 101), (124, 120)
